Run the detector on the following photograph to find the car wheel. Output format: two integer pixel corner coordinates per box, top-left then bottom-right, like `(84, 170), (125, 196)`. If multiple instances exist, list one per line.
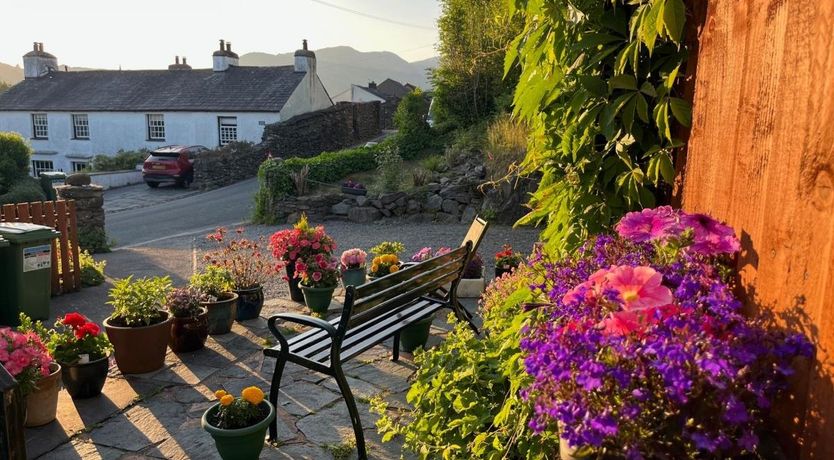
(146, 182), (159, 188)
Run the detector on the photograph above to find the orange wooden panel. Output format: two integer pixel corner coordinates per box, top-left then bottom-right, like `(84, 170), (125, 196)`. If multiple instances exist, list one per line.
(29, 202), (43, 225)
(15, 203), (30, 222)
(681, 1), (834, 458)
(1, 204), (16, 222)
(41, 202), (60, 294)
(66, 201), (81, 292)
(55, 201), (72, 294)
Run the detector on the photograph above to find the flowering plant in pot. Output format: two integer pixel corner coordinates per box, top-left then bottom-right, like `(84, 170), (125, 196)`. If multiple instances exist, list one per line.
(368, 254), (401, 280)
(206, 227), (274, 321)
(1, 323), (56, 427)
(457, 252), (485, 298)
(166, 287), (209, 353)
(21, 312), (113, 399)
(202, 386), (275, 460)
(104, 275), (173, 374)
(340, 248), (367, 287)
(341, 179), (367, 195)
(269, 214), (337, 302)
(494, 244), (523, 278)
(296, 254), (341, 315)
(521, 207), (814, 459)
(370, 240), (405, 257)
(190, 266), (238, 335)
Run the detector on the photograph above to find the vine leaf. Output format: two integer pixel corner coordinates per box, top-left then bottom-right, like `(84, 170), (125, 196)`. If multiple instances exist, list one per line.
(669, 97), (692, 127)
(662, 0), (686, 44)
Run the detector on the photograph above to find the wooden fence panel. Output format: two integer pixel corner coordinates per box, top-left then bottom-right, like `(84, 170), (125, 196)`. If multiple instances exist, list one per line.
(0, 200), (81, 295)
(680, 1), (834, 458)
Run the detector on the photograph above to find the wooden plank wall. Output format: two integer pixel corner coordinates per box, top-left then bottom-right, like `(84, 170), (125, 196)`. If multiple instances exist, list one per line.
(679, 0), (834, 458)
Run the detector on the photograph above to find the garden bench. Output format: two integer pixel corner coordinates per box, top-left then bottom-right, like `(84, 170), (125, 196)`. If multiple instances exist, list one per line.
(264, 243), (475, 459)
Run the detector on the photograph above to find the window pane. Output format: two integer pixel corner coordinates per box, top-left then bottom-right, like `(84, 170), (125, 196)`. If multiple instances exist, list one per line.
(32, 114), (48, 139)
(72, 114), (89, 139)
(218, 117), (238, 146)
(31, 160), (55, 177)
(147, 114), (165, 140)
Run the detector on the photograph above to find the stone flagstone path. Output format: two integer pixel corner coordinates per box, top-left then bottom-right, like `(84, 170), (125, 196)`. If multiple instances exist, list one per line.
(24, 294), (471, 460)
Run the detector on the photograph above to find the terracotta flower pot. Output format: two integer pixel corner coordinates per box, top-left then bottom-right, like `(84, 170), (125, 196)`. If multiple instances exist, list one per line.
(202, 400), (276, 460)
(169, 307), (209, 353)
(202, 292), (238, 335)
(400, 317), (433, 352)
(104, 312), (172, 374)
(25, 362), (61, 427)
(61, 355), (109, 399)
(234, 285), (264, 321)
(300, 285), (337, 315)
(285, 263), (305, 303)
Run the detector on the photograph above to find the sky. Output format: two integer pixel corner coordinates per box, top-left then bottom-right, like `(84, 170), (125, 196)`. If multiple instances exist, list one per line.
(0, 0), (440, 69)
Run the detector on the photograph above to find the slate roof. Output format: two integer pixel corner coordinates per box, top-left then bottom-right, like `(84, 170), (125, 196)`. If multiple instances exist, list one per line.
(377, 78), (409, 98)
(0, 66), (305, 112)
(356, 85), (389, 102)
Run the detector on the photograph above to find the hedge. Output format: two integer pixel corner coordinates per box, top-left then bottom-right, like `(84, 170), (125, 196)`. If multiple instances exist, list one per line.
(253, 142), (387, 223)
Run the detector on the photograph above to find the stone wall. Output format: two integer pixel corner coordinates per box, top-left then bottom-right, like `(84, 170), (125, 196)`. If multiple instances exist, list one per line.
(261, 102), (381, 158)
(55, 184), (106, 251)
(193, 142), (264, 190)
(380, 99), (399, 130)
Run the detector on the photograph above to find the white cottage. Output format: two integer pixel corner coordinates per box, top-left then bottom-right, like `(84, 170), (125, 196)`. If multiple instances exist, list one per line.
(0, 40), (333, 176)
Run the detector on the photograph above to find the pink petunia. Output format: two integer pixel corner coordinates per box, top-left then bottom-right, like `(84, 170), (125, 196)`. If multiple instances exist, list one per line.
(680, 213), (740, 256)
(604, 266), (673, 310)
(615, 206), (681, 242)
(312, 271), (322, 282)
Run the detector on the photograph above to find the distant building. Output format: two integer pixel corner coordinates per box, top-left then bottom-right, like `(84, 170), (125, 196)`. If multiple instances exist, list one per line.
(0, 40), (332, 176)
(332, 79), (416, 129)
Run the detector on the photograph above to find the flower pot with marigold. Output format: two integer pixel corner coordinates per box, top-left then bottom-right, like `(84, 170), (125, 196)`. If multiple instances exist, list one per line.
(202, 386), (275, 460)
(367, 254), (401, 280)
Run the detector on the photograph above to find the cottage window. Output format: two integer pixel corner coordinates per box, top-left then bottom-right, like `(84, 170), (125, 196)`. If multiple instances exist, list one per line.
(32, 114), (48, 139)
(31, 160), (54, 177)
(146, 114), (166, 140)
(72, 114), (90, 139)
(71, 161), (88, 172)
(218, 116), (237, 146)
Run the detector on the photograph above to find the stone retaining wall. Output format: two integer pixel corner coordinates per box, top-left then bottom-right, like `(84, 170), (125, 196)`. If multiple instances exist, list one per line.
(55, 184), (106, 251)
(193, 142), (263, 190)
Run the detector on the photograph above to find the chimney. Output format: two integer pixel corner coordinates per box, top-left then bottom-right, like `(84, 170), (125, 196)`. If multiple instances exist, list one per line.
(368, 81), (377, 89)
(294, 39), (316, 74)
(23, 42), (58, 79)
(169, 55), (191, 70)
(213, 38), (239, 72)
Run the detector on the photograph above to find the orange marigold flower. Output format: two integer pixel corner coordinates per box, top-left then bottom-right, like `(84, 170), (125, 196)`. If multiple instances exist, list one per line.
(241, 386), (265, 405)
(219, 394), (234, 406)
(389, 264), (400, 273)
(214, 389), (227, 399)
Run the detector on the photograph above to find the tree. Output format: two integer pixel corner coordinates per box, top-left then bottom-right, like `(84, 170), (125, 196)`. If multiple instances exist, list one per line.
(0, 81), (10, 93)
(431, 0), (521, 128)
(0, 132), (33, 194)
(394, 89), (432, 159)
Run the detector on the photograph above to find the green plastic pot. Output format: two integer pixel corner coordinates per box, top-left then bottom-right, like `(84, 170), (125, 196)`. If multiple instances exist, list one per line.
(202, 401), (275, 460)
(400, 316), (433, 352)
(300, 285), (337, 315)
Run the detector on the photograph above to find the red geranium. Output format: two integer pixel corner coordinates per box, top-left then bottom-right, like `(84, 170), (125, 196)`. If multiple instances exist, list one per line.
(62, 312), (87, 328)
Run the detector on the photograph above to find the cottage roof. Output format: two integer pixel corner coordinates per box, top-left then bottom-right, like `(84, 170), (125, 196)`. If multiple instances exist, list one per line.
(376, 78), (410, 98)
(0, 66), (305, 112)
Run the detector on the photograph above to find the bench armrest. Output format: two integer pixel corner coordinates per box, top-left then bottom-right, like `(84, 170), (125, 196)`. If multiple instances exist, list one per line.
(267, 313), (339, 340)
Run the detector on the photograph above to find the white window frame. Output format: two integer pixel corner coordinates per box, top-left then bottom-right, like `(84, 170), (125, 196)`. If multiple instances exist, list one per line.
(70, 161), (88, 172)
(32, 113), (48, 139)
(146, 114), (166, 141)
(71, 114), (90, 139)
(31, 160), (55, 177)
(218, 116), (238, 146)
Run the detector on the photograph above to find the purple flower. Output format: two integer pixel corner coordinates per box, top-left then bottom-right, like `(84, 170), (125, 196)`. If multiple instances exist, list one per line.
(680, 213), (741, 255)
(615, 206), (680, 242)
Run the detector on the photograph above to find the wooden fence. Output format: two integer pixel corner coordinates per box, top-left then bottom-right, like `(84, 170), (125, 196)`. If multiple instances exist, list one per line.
(0, 201), (81, 295)
(679, 0), (834, 458)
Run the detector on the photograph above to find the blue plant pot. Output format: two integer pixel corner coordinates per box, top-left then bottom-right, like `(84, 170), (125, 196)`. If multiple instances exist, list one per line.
(341, 267), (366, 287)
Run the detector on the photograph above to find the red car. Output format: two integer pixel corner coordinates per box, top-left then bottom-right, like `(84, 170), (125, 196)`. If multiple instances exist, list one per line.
(142, 145), (207, 188)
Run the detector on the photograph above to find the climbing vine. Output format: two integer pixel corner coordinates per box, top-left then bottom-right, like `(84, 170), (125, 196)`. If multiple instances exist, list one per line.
(507, 0), (691, 252)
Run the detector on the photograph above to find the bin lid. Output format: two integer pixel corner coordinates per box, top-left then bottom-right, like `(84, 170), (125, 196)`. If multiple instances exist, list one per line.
(0, 236), (7, 247)
(0, 222), (61, 243)
(40, 171), (67, 179)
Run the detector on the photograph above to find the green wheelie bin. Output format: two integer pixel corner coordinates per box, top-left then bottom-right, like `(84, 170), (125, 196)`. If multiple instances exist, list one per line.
(0, 223), (61, 325)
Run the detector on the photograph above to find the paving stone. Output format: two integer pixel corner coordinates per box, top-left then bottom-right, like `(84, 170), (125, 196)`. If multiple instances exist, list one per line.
(277, 380), (341, 416)
(138, 361), (218, 385)
(261, 442), (332, 459)
(345, 360), (416, 394)
(140, 417), (221, 460)
(321, 375), (383, 402)
(296, 401), (377, 446)
(85, 396), (187, 452)
(40, 439), (136, 460)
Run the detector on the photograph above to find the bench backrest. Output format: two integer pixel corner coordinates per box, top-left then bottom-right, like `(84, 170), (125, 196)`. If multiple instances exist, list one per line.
(339, 243), (471, 330)
(461, 216), (489, 259)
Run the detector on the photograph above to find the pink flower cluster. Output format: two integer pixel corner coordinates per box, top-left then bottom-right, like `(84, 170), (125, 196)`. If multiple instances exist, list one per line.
(295, 253), (340, 287)
(340, 248), (367, 269)
(0, 328), (51, 378)
(410, 247), (452, 263)
(615, 206), (740, 255)
(270, 225), (336, 267)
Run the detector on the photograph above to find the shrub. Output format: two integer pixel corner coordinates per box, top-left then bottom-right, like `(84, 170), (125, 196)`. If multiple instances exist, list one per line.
(374, 145), (403, 193)
(412, 169), (430, 187)
(394, 89), (432, 159)
(189, 265), (234, 301)
(0, 176), (46, 205)
(78, 227), (110, 253)
(485, 114), (527, 182)
(87, 150), (148, 172)
(79, 250), (106, 287)
(420, 155), (446, 173)
(0, 132), (32, 194)
(107, 276), (172, 327)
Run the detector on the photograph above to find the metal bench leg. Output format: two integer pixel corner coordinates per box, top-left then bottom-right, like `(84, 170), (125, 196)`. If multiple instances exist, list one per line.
(391, 332), (400, 362)
(333, 363), (367, 460)
(268, 356), (287, 442)
(454, 300), (480, 335)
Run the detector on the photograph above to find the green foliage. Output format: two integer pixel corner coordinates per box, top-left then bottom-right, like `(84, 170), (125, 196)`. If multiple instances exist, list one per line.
(374, 145), (404, 193)
(165, 287), (207, 318)
(254, 143), (386, 223)
(369, 241), (405, 257)
(372, 267), (559, 458)
(0, 132), (33, 194)
(420, 155), (447, 173)
(485, 114), (528, 182)
(0, 81), (11, 93)
(79, 250), (106, 287)
(88, 150), (148, 172)
(0, 176), (46, 205)
(78, 227), (110, 253)
(507, 0), (692, 253)
(432, 0), (522, 127)
(189, 265), (235, 300)
(107, 276), (172, 327)
(394, 89), (432, 159)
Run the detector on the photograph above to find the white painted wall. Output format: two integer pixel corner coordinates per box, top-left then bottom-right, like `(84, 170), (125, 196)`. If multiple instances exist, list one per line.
(279, 72), (333, 121)
(0, 111), (281, 173)
(88, 170), (143, 189)
(351, 86), (386, 103)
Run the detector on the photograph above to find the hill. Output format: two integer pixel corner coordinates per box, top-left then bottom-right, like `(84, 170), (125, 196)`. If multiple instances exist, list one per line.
(0, 62), (23, 85)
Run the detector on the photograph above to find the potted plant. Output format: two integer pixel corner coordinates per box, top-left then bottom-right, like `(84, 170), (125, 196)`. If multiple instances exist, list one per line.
(202, 386), (275, 460)
(340, 248), (367, 287)
(269, 215), (337, 303)
(22, 312), (113, 399)
(166, 287), (209, 353)
(370, 241), (405, 258)
(341, 179), (367, 195)
(457, 253), (485, 298)
(368, 254), (401, 281)
(206, 227), (274, 321)
(103, 276), (173, 374)
(2, 323), (56, 427)
(494, 244), (524, 278)
(190, 266), (239, 335)
(296, 254), (341, 315)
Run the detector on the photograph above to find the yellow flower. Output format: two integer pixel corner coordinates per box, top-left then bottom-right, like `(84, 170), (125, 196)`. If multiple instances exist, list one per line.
(241, 386), (265, 405)
(385, 254), (397, 264)
(219, 394), (234, 406)
(214, 389), (227, 399)
(371, 263), (379, 273)
(389, 264), (400, 273)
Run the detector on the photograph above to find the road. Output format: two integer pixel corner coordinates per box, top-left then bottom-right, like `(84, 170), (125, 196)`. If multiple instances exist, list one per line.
(106, 178), (259, 248)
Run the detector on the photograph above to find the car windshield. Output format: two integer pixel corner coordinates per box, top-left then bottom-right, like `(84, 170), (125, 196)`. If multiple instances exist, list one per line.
(150, 152), (180, 158)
